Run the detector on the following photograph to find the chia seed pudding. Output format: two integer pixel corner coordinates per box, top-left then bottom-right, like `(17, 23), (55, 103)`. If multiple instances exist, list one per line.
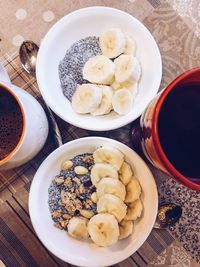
(58, 36), (101, 101)
(48, 153), (96, 230)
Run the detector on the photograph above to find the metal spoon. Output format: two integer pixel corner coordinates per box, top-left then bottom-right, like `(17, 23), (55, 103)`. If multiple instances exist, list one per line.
(154, 203), (182, 229)
(19, 40), (62, 147)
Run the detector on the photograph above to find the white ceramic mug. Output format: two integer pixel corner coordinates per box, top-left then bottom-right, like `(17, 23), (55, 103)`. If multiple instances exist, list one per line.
(0, 64), (49, 170)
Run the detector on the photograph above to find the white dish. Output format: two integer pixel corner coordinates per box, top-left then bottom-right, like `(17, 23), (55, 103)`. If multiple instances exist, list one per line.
(29, 137), (158, 267)
(36, 6), (162, 131)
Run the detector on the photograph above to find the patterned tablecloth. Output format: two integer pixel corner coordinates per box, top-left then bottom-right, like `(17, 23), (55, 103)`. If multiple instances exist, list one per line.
(0, 1), (200, 266)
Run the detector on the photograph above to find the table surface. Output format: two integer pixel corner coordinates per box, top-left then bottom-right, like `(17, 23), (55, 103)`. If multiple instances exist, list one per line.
(0, 0), (200, 267)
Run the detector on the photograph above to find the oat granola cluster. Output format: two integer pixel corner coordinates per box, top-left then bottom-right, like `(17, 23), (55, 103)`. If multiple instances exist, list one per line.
(48, 153), (96, 230)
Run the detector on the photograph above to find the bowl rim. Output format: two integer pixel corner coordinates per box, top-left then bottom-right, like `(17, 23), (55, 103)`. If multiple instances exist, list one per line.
(36, 6), (162, 131)
(29, 136), (158, 266)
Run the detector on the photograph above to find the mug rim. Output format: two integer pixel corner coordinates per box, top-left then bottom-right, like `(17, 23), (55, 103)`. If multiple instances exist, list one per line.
(152, 67), (200, 191)
(0, 82), (26, 165)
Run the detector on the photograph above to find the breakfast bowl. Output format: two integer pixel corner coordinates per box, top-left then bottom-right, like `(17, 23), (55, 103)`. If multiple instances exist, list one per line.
(36, 6), (162, 131)
(29, 137), (158, 267)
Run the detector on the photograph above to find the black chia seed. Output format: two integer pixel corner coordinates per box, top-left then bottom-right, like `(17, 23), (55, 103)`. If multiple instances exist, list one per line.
(48, 153), (96, 227)
(58, 36), (101, 101)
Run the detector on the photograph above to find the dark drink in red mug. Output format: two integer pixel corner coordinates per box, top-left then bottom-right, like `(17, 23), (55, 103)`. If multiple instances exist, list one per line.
(132, 68), (200, 191)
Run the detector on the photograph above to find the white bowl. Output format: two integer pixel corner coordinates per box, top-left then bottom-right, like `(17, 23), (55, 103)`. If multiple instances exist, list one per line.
(29, 137), (158, 267)
(36, 7), (162, 131)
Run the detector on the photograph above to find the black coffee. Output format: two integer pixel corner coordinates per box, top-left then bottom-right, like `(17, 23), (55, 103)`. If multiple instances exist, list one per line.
(158, 84), (200, 178)
(0, 86), (23, 160)
(158, 83), (200, 179)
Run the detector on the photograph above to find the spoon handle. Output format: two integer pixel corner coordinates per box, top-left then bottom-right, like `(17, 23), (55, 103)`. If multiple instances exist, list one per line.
(45, 105), (63, 147)
(18, 41), (63, 147)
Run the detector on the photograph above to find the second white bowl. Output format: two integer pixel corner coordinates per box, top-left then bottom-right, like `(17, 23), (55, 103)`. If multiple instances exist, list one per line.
(36, 7), (162, 131)
(29, 137), (158, 267)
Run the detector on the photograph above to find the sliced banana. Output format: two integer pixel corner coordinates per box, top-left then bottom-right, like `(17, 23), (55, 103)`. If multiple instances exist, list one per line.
(99, 28), (126, 59)
(67, 216), (89, 240)
(93, 146), (124, 170)
(71, 84), (102, 114)
(91, 86), (113, 116)
(112, 89), (133, 115)
(83, 55), (115, 85)
(111, 81), (121, 91)
(119, 161), (133, 186)
(125, 177), (141, 203)
(114, 55), (141, 84)
(97, 194), (127, 222)
(96, 177), (126, 201)
(91, 163), (119, 186)
(88, 213), (119, 247)
(124, 34), (136, 55)
(124, 199), (143, 221)
(111, 80), (138, 96)
(121, 82), (138, 97)
(119, 220), (133, 240)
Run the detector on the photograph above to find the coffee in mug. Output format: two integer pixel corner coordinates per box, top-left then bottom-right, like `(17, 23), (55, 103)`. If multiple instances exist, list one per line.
(158, 83), (200, 179)
(132, 68), (200, 191)
(0, 86), (24, 162)
(0, 63), (48, 170)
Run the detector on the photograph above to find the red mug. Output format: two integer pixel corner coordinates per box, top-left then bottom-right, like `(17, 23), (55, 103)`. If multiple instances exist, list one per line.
(132, 68), (200, 191)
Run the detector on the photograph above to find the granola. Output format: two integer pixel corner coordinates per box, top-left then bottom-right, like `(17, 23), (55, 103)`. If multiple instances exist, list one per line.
(48, 153), (96, 230)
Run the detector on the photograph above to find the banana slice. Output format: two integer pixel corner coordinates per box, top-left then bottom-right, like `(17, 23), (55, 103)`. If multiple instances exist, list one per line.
(111, 81), (121, 91)
(97, 194), (127, 222)
(125, 177), (141, 203)
(96, 177), (126, 201)
(71, 84), (102, 114)
(91, 86), (113, 116)
(119, 162), (133, 186)
(99, 28), (126, 59)
(112, 89), (133, 115)
(83, 55), (115, 85)
(111, 81), (138, 96)
(93, 146), (124, 170)
(124, 34), (136, 55)
(88, 213), (119, 247)
(91, 163), (119, 186)
(121, 82), (138, 97)
(119, 220), (133, 240)
(114, 55), (141, 84)
(124, 199), (143, 221)
(68, 216), (89, 240)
